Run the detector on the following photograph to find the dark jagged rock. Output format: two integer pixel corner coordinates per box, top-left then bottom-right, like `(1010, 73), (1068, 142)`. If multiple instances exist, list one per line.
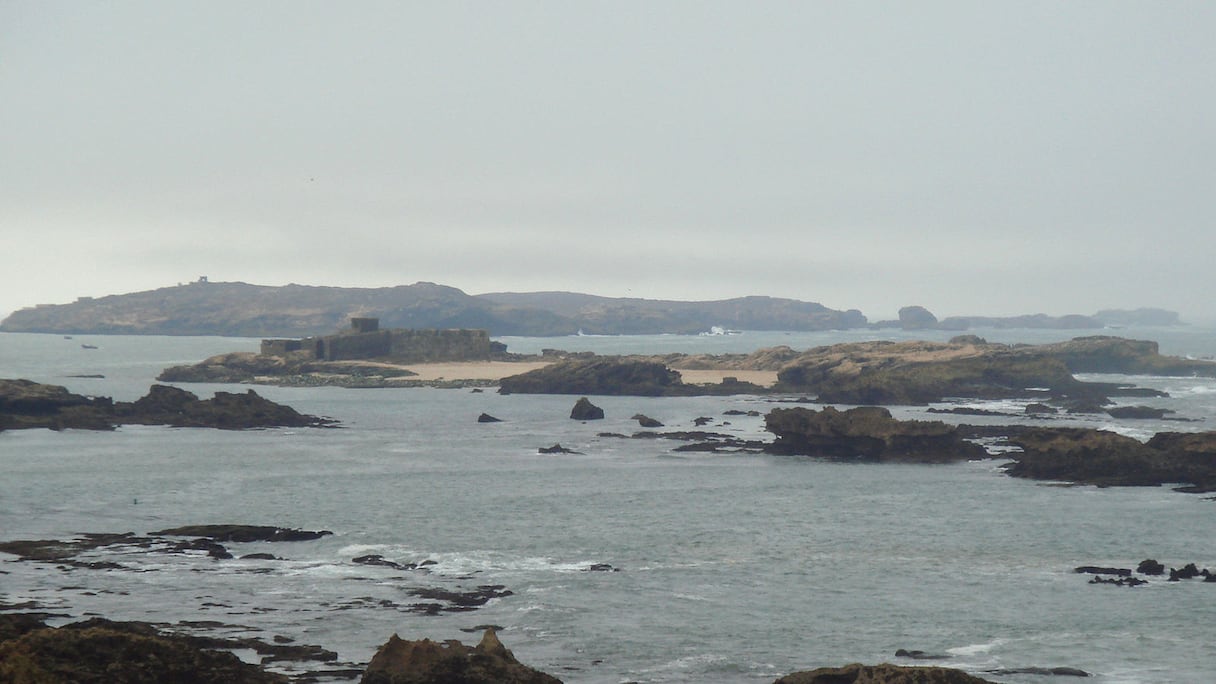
(150, 525), (333, 542)
(360, 629), (562, 684)
(693, 416), (713, 426)
(1005, 428), (1216, 491)
(764, 406), (989, 463)
(985, 666), (1091, 677)
(569, 397), (604, 420)
(1025, 403), (1059, 415)
(1090, 575), (1147, 587)
(774, 663), (997, 683)
(1137, 559), (1165, 575)
(895, 649), (950, 660)
(1075, 566), (1131, 576)
(539, 444), (582, 455)
(0, 379), (334, 431)
(584, 563), (620, 572)
(477, 413), (503, 423)
(1168, 563), (1203, 581)
(1106, 406), (1173, 419)
(354, 554), (416, 571)
(632, 413), (663, 427)
(0, 615), (288, 683)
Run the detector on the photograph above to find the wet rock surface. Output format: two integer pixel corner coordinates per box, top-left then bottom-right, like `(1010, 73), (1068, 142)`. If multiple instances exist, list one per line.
(360, 629), (562, 684)
(0, 614), (292, 683)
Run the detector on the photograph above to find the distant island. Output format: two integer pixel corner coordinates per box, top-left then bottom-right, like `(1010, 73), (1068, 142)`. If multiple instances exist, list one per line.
(0, 278), (1181, 337)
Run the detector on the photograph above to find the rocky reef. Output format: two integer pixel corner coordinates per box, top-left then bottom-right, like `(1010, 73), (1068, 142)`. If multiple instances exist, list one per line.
(1004, 428), (1216, 492)
(764, 406), (989, 462)
(0, 379), (333, 431)
(774, 662), (997, 683)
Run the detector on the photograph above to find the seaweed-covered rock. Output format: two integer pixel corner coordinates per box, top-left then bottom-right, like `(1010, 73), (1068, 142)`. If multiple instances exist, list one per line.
(360, 629), (561, 684)
(764, 406), (988, 463)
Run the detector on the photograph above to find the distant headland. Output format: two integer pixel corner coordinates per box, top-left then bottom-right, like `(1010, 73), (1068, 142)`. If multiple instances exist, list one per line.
(0, 278), (1181, 337)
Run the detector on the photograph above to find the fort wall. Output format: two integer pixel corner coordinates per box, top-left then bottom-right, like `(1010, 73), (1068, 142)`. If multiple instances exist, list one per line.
(261, 318), (495, 363)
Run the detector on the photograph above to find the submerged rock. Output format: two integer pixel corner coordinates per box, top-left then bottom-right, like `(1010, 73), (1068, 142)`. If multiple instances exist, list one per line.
(360, 629), (561, 684)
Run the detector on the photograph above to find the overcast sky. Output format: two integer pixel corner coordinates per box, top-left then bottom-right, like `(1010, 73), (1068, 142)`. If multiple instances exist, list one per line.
(3, 1), (1213, 322)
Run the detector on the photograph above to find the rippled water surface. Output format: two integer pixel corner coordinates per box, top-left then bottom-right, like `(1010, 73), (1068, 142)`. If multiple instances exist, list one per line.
(2, 328), (1216, 683)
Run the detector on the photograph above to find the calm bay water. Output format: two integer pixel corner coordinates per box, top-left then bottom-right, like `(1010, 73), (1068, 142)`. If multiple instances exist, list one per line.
(2, 327), (1215, 683)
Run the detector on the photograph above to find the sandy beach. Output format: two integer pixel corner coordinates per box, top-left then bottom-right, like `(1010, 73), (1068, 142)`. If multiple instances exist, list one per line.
(396, 361), (778, 387)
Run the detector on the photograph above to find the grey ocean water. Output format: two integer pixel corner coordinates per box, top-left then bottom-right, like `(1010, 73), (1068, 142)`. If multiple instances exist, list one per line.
(2, 328), (1216, 683)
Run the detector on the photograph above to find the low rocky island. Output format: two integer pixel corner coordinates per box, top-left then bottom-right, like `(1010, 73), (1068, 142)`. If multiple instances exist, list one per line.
(0, 379), (333, 431)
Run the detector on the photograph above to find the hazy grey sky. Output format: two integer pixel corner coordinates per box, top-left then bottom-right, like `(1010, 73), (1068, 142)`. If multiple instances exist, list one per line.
(3, 1), (1214, 321)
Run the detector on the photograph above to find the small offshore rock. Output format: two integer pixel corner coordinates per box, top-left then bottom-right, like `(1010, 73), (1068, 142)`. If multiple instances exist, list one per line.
(895, 649), (950, 660)
(539, 444), (581, 455)
(1074, 566), (1131, 577)
(632, 414), (663, 428)
(1137, 559), (1165, 575)
(477, 413), (503, 423)
(570, 397), (604, 420)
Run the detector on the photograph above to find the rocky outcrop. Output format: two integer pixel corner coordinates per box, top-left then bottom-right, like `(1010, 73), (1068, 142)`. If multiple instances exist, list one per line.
(569, 397), (604, 420)
(501, 359), (682, 396)
(898, 305), (939, 330)
(1032, 336), (1216, 376)
(774, 336), (1202, 405)
(360, 629), (561, 684)
(1004, 428), (1216, 491)
(764, 406), (988, 463)
(774, 663), (996, 684)
(0, 380), (334, 431)
(158, 351), (420, 385)
(499, 358), (768, 396)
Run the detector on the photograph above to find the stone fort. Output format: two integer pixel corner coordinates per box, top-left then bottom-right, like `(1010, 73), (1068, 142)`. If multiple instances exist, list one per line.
(260, 318), (504, 363)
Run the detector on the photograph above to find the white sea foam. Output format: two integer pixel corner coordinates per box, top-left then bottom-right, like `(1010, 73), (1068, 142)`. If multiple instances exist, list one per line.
(947, 638), (1005, 656)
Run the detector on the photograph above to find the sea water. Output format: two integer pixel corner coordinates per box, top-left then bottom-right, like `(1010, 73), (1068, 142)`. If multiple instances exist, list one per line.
(2, 328), (1216, 683)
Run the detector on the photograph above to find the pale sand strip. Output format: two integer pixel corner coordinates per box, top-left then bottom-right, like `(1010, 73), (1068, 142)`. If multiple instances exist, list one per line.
(400, 361), (552, 381)
(672, 369), (778, 387)
(396, 361), (777, 387)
